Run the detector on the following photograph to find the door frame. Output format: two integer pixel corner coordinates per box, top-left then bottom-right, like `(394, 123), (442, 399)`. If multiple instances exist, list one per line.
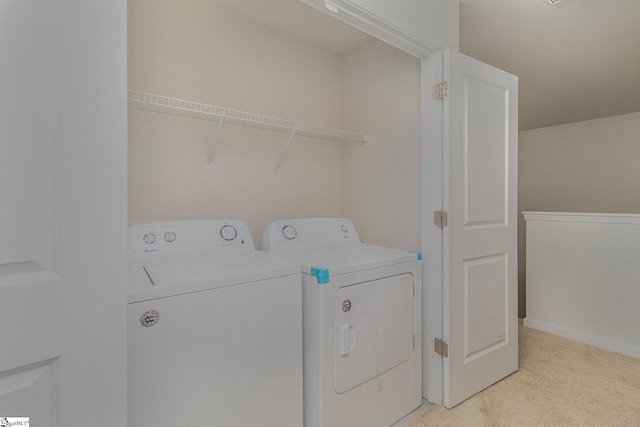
(421, 53), (445, 404)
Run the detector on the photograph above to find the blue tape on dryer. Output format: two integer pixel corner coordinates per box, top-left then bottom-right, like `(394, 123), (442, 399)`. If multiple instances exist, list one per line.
(409, 251), (423, 261)
(310, 267), (330, 284)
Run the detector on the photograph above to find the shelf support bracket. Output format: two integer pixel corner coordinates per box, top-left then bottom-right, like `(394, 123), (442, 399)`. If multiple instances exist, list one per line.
(275, 123), (299, 172)
(207, 109), (226, 169)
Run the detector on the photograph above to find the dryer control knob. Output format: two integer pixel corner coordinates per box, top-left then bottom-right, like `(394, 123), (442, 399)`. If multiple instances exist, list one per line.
(282, 224), (297, 240)
(164, 231), (176, 242)
(220, 224), (238, 241)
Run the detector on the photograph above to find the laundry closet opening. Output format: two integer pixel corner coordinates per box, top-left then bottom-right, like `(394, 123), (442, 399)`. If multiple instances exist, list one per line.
(127, 0), (422, 253)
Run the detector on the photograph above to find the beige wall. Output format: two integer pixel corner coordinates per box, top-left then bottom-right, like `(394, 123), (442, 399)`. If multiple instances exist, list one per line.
(342, 39), (422, 251)
(128, 0), (346, 244)
(518, 111), (640, 316)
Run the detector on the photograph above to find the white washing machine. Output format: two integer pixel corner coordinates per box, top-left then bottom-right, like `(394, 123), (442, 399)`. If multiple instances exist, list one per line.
(261, 218), (422, 427)
(127, 219), (303, 427)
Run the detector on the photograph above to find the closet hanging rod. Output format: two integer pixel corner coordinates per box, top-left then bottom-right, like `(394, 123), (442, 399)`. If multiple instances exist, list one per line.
(127, 90), (368, 143)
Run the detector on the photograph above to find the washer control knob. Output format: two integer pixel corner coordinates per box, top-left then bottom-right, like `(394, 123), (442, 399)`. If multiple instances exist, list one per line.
(282, 225), (297, 240)
(164, 231), (176, 242)
(220, 224), (238, 242)
(143, 233), (156, 244)
(341, 224), (348, 233)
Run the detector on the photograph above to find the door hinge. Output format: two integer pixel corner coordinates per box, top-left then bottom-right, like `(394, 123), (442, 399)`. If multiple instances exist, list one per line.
(432, 81), (448, 100)
(435, 338), (449, 358)
(434, 211), (448, 228)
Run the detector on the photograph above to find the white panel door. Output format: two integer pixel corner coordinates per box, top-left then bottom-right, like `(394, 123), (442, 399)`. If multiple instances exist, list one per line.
(0, 1), (127, 425)
(422, 49), (518, 408)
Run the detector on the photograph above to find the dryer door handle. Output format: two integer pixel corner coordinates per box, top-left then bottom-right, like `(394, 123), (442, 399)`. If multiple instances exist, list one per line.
(338, 323), (355, 356)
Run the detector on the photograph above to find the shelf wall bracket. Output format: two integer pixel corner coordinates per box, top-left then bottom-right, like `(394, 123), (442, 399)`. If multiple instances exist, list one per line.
(207, 109), (227, 169)
(275, 123), (299, 173)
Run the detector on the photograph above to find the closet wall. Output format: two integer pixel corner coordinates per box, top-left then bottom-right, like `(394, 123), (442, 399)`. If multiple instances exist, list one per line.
(128, 0), (347, 242)
(342, 39), (421, 251)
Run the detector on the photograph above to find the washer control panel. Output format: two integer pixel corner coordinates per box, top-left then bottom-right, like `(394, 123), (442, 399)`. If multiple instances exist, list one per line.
(261, 218), (360, 252)
(128, 219), (254, 263)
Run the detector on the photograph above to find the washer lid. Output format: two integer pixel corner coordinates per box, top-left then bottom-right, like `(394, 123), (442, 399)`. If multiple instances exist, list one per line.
(293, 244), (420, 281)
(128, 251), (299, 303)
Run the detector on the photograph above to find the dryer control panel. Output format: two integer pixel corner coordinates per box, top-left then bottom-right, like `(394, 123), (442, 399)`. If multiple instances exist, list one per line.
(128, 219), (255, 264)
(261, 218), (360, 252)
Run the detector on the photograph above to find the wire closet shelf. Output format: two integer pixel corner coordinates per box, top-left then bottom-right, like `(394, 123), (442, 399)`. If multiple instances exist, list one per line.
(127, 90), (368, 143)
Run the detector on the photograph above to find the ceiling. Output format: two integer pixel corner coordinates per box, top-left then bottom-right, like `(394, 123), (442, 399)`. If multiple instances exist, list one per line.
(214, 0), (370, 53)
(216, 0), (640, 131)
(460, 0), (640, 131)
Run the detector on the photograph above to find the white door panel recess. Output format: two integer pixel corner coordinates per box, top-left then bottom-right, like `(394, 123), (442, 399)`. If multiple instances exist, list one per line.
(423, 49), (519, 408)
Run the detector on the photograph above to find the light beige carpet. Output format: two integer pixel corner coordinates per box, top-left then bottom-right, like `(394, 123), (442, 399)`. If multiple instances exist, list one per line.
(410, 325), (640, 426)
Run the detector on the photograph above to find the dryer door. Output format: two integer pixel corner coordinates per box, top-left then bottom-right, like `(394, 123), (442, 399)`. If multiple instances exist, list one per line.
(334, 273), (415, 393)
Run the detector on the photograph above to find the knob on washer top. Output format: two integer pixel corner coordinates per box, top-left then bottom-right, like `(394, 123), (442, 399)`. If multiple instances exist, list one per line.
(143, 233), (156, 244)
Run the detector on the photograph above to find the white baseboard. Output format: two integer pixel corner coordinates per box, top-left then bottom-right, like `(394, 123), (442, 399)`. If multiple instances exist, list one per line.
(523, 318), (640, 359)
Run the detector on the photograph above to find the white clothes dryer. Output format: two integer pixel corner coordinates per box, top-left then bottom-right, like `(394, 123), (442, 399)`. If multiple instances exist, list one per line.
(127, 219), (303, 427)
(261, 218), (422, 427)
